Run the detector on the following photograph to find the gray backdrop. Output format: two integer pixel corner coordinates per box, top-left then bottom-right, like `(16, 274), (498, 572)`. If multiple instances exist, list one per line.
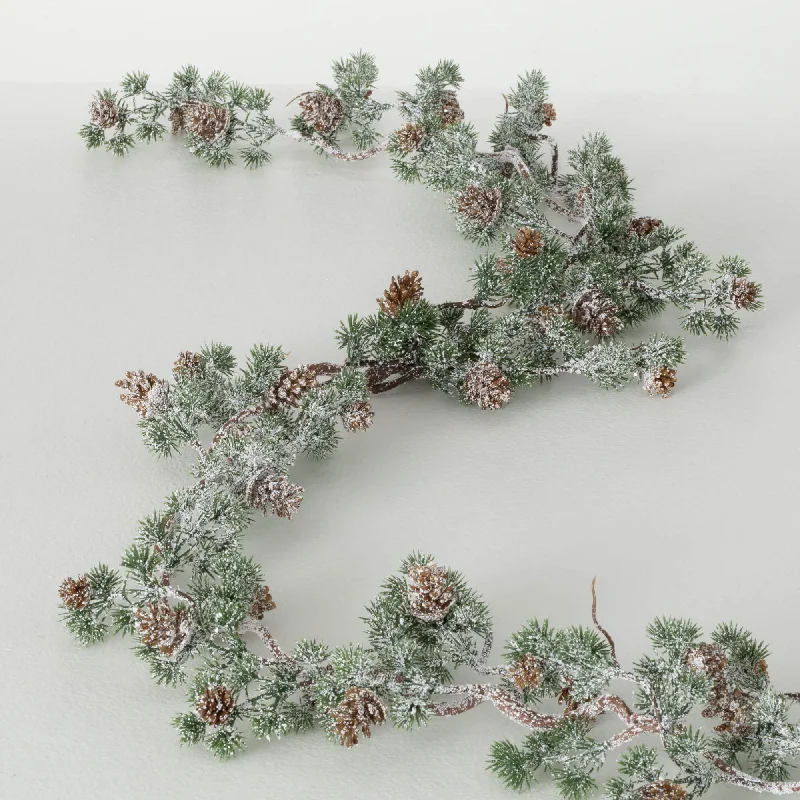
(0, 84), (797, 799)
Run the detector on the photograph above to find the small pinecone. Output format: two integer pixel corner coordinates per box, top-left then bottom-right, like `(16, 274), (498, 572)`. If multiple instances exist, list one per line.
(245, 471), (304, 519)
(407, 562), (456, 622)
(570, 289), (621, 338)
(643, 367), (677, 398)
(90, 97), (118, 129)
(512, 227), (544, 258)
(541, 102), (557, 127)
(378, 270), (423, 317)
(299, 91), (344, 135)
(640, 781), (687, 800)
(684, 643), (728, 677)
(508, 654), (543, 690)
(330, 687), (386, 748)
(115, 370), (166, 418)
(629, 217), (662, 237)
(173, 351), (202, 378)
(463, 362), (512, 411)
(196, 685), (235, 726)
(341, 401), (374, 432)
(730, 277), (759, 310)
(396, 122), (425, 153)
(250, 586), (276, 619)
(134, 600), (191, 657)
(168, 106), (187, 134)
(456, 185), (503, 229)
(187, 102), (229, 142)
(59, 576), (92, 610)
(439, 91), (465, 126)
(266, 366), (319, 409)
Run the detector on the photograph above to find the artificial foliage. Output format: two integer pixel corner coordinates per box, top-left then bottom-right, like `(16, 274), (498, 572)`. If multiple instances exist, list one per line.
(61, 53), (776, 795)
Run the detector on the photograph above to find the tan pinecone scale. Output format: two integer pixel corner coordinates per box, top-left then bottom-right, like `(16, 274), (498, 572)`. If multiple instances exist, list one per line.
(643, 367), (677, 398)
(299, 92), (344, 135)
(59, 576), (92, 610)
(266, 366), (319, 409)
(187, 102), (229, 142)
(90, 97), (118, 129)
(378, 270), (423, 317)
(245, 470), (304, 519)
(570, 288), (621, 338)
(513, 227), (544, 258)
(508, 654), (543, 690)
(439, 91), (464, 126)
(341, 401), (374, 432)
(640, 781), (687, 800)
(395, 122), (425, 153)
(250, 586), (276, 619)
(463, 362), (512, 411)
(196, 685), (235, 726)
(134, 599), (191, 657)
(456, 185), (503, 228)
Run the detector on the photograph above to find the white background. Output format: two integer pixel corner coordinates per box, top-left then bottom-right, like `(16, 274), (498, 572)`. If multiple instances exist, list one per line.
(1, 2), (799, 799)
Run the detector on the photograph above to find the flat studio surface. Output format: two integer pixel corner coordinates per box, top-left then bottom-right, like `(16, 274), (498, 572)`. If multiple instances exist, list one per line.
(0, 82), (797, 799)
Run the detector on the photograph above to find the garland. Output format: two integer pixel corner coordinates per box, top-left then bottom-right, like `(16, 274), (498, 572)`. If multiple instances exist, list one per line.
(60, 54), (778, 798)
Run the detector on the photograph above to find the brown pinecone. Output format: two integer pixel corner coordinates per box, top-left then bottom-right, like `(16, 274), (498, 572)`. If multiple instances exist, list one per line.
(173, 351), (202, 377)
(684, 643), (728, 677)
(196, 685), (235, 726)
(407, 562), (456, 622)
(59, 576), (92, 610)
(456, 185), (503, 229)
(395, 122), (425, 153)
(250, 586), (276, 619)
(115, 370), (166, 417)
(643, 367), (677, 398)
(90, 97), (118, 129)
(439, 91), (465, 126)
(330, 687), (386, 747)
(134, 600), (191, 657)
(541, 102), (557, 127)
(341, 401), (374, 432)
(378, 270), (423, 317)
(245, 471), (304, 519)
(629, 217), (662, 237)
(512, 227), (544, 258)
(299, 91), (344, 135)
(570, 288), (621, 338)
(508, 654), (543, 690)
(730, 277), (759, 310)
(168, 106), (187, 134)
(463, 361), (512, 411)
(186, 102), (229, 142)
(266, 366), (319, 409)
(640, 781), (687, 800)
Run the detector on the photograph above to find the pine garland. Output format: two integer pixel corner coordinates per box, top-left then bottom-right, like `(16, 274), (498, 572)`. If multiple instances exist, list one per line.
(62, 53), (775, 796)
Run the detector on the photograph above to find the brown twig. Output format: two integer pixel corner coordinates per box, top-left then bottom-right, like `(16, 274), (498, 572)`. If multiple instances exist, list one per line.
(591, 577), (619, 667)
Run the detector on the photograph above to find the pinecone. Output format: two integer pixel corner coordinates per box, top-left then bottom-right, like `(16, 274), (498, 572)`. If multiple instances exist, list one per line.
(570, 289), (621, 337)
(684, 643), (728, 677)
(245, 470), (304, 519)
(643, 367), (677, 398)
(186, 102), (229, 142)
(378, 270), (423, 317)
(455, 185), (503, 229)
(508, 654), (543, 690)
(266, 366), (319, 409)
(59, 576), (91, 610)
(134, 600), (191, 657)
(330, 687), (386, 747)
(629, 217), (662, 237)
(512, 227), (544, 258)
(407, 562), (456, 622)
(541, 102), (557, 127)
(299, 91), (344, 135)
(196, 685), (235, 726)
(730, 277), (759, 310)
(168, 105), (187, 134)
(173, 351), (202, 378)
(439, 91), (464, 126)
(250, 586), (276, 619)
(115, 370), (168, 418)
(463, 362), (512, 411)
(640, 781), (687, 800)
(395, 122), (425, 153)
(90, 97), (118, 129)
(341, 401), (374, 432)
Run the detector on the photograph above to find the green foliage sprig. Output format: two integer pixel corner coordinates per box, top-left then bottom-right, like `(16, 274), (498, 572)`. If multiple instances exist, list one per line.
(64, 53), (771, 795)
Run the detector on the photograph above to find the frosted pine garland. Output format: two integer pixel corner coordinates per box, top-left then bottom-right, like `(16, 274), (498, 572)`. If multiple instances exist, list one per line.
(62, 52), (774, 795)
